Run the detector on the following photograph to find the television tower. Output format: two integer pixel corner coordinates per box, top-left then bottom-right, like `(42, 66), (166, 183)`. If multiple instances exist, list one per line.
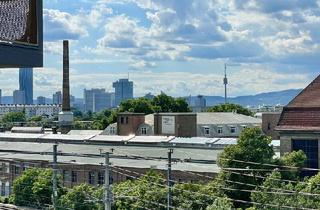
(224, 64), (228, 104)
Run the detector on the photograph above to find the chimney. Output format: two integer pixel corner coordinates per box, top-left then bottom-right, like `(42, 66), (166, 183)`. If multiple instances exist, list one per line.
(62, 40), (70, 111)
(58, 40), (73, 134)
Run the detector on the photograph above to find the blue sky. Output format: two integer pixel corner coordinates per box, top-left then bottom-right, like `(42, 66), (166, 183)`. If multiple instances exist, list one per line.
(2, 0), (320, 98)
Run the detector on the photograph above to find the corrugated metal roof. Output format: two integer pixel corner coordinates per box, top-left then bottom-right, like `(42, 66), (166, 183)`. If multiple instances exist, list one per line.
(40, 134), (95, 141)
(90, 135), (131, 142)
(213, 138), (237, 145)
(68, 130), (103, 135)
(170, 137), (219, 145)
(128, 136), (174, 143)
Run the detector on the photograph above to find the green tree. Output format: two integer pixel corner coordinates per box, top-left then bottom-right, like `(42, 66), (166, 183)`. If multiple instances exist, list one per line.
(208, 103), (253, 116)
(276, 150), (307, 180)
(113, 170), (167, 210)
(119, 98), (154, 114)
(2, 111), (26, 123)
(206, 197), (233, 210)
(152, 93), (190, 113)
(10, 168), (60, 208)
(28, 115), (42, 122)
(58, 184), (99, 210)
(217, 128), (275, 205)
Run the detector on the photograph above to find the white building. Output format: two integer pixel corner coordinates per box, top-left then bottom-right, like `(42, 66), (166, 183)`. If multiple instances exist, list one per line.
(0, 104), (62, 119)
(196, 112), (261, 137)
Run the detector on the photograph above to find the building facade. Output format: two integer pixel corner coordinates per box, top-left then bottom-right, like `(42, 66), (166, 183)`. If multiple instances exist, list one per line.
(53, 91), (62, 105)
(13, 90), (25, 104)
(277, 75), (320, 176)
(19, 68), (33, 105)
(37, 96), (46, 105)
(104, 112), (262, 138)
(113, 79), (133, 106)
(0, 104), (61, 119)
(262, 112), (281, 139)
(84, 89), (113, 112)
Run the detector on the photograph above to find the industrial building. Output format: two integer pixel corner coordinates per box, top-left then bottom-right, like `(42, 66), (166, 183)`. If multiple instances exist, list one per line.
(0, 132), (280, 197)
(103, 112), (261, 138)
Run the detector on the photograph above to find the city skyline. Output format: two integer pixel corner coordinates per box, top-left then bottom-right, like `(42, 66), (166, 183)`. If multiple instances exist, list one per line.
(0, 0), (319, 98)
(19, 68), (33, 105)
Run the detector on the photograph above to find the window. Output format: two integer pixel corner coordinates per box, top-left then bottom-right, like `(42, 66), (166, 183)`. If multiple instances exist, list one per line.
(217, 127), (223, 134)
(267, 123), (271, 130)
(230, 127), (236, 134)
(63, 170), (70, 183)
(71, 171), (77, 183)
(110, 127), (116, 135)
(120, 117), (124, 124)
(125, 117), (129, 124)
(14, 165), (20, 175)
(98, 172), (104, 185)
(88, 172), (95, 185)
(292, 140), (318, 177)
(141, 127), (147, 135)
(204, 127), (210, 135)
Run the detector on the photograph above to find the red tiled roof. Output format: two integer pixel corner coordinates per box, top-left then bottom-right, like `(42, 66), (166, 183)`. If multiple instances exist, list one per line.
(277, 75), (320, 131)
(288, 75), (320, 107)
(277, 107), (320, 131)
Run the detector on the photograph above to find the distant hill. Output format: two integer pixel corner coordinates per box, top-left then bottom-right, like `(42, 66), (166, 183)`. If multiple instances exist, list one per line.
(189, 89), (302, 107)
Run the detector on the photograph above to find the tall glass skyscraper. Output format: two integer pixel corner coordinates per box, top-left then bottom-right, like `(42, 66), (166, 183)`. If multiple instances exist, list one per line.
(113, 79), (133, 106)
(19, 68), (33, 104)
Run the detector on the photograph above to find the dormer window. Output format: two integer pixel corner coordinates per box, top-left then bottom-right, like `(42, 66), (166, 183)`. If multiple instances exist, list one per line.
(141, 127), (147, 135)
(217, 127), (223, 134)
(204, 127), (210, 135)
(230, 126), (236, 133)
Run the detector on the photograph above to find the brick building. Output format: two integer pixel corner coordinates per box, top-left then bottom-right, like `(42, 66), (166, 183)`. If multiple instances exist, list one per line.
(262, 112), (281, 139)
(277, 75), (320, 175)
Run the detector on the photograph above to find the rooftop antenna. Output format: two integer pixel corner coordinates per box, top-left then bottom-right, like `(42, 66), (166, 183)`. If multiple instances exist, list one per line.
(224, 63), (241, 104)
(224, 64), (228, 104)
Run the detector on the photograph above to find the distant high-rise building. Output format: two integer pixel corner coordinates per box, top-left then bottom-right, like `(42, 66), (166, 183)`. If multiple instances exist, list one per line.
(0, 89), (2, 104)
(19, 68), (33, 104)
(113, 79), (133, 106)
(37, 96), (46, 105)
(53, 91), (62, 105)
(84, 89), (112, 112)
(70, 95), (75, 107)
(195, 95), (206, 107)
(13, 90), (25, 104)
(144, 92), (155, 100)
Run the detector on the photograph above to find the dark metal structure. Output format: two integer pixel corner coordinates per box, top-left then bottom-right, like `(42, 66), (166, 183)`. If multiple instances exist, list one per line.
(62, 40), (71, 112)
(0, 0), (43, 68)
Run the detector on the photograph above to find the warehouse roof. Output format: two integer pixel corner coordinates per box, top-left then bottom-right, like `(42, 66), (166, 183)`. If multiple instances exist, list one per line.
(197, 112), (261, 125)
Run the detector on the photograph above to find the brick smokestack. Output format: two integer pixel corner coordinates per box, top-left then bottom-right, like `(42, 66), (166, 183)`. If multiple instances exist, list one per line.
(59, 40), (73, 134)
(62, 40), (70, 111)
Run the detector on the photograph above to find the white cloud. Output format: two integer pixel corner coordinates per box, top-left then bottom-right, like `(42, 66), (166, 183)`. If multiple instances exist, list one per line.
(44, 9), (88, 41)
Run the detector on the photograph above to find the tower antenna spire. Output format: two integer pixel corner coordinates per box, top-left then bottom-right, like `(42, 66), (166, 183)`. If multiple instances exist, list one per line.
(224, 64), (228, 104)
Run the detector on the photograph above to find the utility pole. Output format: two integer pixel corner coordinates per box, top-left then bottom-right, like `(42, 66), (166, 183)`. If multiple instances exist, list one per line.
(52, 144), (58, 210)
(224, 63), (228, 104)
(104, 152), (112, 210)
(167, 149), (173, 210)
